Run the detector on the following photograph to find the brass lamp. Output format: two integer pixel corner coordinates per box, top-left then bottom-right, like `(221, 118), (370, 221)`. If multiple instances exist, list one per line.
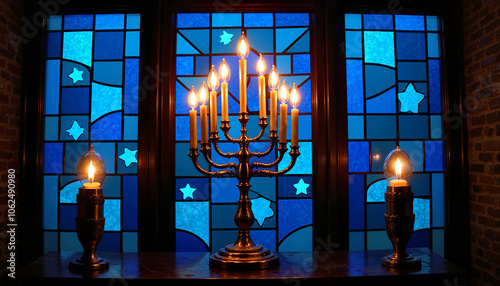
(381, 147), (421, 268)
(69, 146), (109, 270)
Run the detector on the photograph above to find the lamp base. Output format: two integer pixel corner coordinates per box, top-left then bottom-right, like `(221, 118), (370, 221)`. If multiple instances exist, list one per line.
(69, 256), (109, 271)
(209, 244), (279, 270)
(381, 253), (421, 268)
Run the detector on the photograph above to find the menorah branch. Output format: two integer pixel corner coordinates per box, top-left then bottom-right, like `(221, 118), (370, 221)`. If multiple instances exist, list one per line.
(250, 142), (287, 169)
(249, 130), (278, 158)
(219, 121), (239, 142)
(210, 131), (239, 158)
(188, 148), (235, 178)
(253, 146), (300, 177)
(247, 117), (269, 142)
(200, 144), (237, 170)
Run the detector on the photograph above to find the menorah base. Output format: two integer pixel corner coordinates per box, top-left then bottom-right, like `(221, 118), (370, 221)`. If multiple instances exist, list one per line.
(209, 244), (279, 270)
(381, 253), (421, 268)
(69, 256), (109, 270)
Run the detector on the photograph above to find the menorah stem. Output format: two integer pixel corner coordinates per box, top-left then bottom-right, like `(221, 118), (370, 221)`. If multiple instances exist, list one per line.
(233, 180), (256, 249)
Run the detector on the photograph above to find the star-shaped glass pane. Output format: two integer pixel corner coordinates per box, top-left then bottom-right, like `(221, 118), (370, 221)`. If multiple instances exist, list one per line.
(398, 83), (425, 113)
(179, 183), (196, 200)
(293, 178), (310, 196)
(66, 120), (84, 140)
(118, 147), (138, 167)
(68, 67), (84, 84)
(251, 197), (274, 227)
(219, 30), (233, 45)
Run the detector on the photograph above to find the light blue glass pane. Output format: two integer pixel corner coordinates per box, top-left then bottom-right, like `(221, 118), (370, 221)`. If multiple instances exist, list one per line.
(286, 31), (310, 53)
(60, 181), (82, 203)
(367, 203), (386, 229)
(348, 141), (369, 172)
(212, 29), (240, 54)
(427, 33), (440, 58)
(43, 176), (58, 229)
(176, 56), (194, 75)
(293, 54), (310, 73)
(195, 56), (209, 75)
(244, 13), (273, 27)
(43, 143), (62, 173)
(397, 61), (427, 81)
(91, 83), (122, 122)
(64, 15), (93, 30)
(61, 61), (90, 86)
(398, 83), (426, 113)
(366, 115), (396, 139)
(93, 61), (123, 85)
(177, 13), (209, 28)
(279, 226), (312, 252)
(278, 142), (312, 174)
(96, 14), (124, 30)
(63, 32), (93, 67)
(176, 201), (209, 246)
(346, 60), (363, 113)
(425, 141), (444, 171)
(60, 232), (81, 251)
(426, 16), (439, 31)
(345, 14), (361, 29)
(102, 176), (121, 198)
(117, 143), (138, 173)
(44, 117), (58, 140)
(123, 232), (138, 252)
(45, 60), (60, 114)
(395, 15), (425, 31)
(367, 230), (391, 250)
(430, 115), (442, 139)
(364, 14), (393, 30)
(276, 13), (309, 27)
(276, 28), (307, 53)
(124, 116), (138, 140)
(371, 141), (396, 172)
(125, 59), (139, 114)
(251, 177), (277, 201)
(349, 232), (364, 250)
(123, 176), (137, 230)
(349, 174), (365, 230)
(367, 179), (389, 203)
(44, 232), (58, 253)
(432, 173), (444, 227)
(364, 64), (395, 99)
(48, 15), (62, 30)
(247, 29), (273, 53)
(125, 31), (140, 57)
(399, 140), (423, 172)
(364, 31), (395, 68)
(396, 32), (426, 60)
(345, 31), (362, 58)
(252, 197), (275, 227)
(429, 60), (442, 113)
(92, 142), (115, 173)
(399, 115), (428, 139)
(104, 199), (121, 231)
(60, 116), (88, 141)
(414, 198), (430, 230)
(175, 142), (208, 176)
(348, 115), (364, 139)
(94, 32), (124, 60)
(179, 29), (209, 54)
(177, 33), (201, 54)
(366, 87), (396, 113)
(278, 199), (312, 241)
(127, 14), (141, 29)
(277, 55), (291, 74)
(212, 13), (241, 27)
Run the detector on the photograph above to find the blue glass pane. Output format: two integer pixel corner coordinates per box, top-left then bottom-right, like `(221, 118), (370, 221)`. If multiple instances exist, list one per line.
(124, 59), (139, 114)
(44, 117), (58, 140)
(397, 61), (427, 81)
(43, 143), (62, 173)
(247, 29), (273, 53)
(425, 141), (444, 171)
(123, 232), (138, 252)
(62, 61), (90, 86)
(175, 143), (208, 176)
(287, 31), (310, 53)
(102, 176), (121, 198)
(125, 31), (140, 57)
(364, 31), (395, 67)
(348, 115), (364, 139)
(60, 205), (76, 230)
(346, 60), (363, 113)
(117, 143), (138, 173)
(371, 141), (396, 172)
(278, 176), (312, 198)
(363, 14), (393, 30)
(195, 56), (209, 75)
(91, 83), (122, 122)
(176, 178), (210, 200)
(127, 14), (141, 29)
(250, 177), (276, 201)
(364, 64), (395, 99)
(179, 29), (209, 54)
(44, 232), (58, 253)
(395, 15), (425, 31)
(367, 204), (386, 229)
(276, 13), (309, 27)
(212, 13), (241, 27)
(253, 230), (277, 252)
(252, 197), (276, 227)
(45, 60), (60, 114)
(428, 60), (442, 113)
(46, 32), (61, 58)
(399, 115), (428, 139)
(104, 199), (121, 231)
(48, 15), (62, 30)
(212, 204), (238, 228)
(433, 229), (444, 256)
(92, 142), (115, 173)
(345, 31), (362, 58)
(278, 142), (312, 174)
(63, 32), (93, 67)
(396, 32), (426, 60)
(367, 231), (391, 250)
(366, 115), (396, 139)
(410, 173), (430, 197)
(345, 14), (361, 29)
(279, 226), (311, 252)
(94, 62), (123, 85)
(124, 116), (138, 140)
(60, 232), (80, 251)
(349, 232), (364, 250)
(176, 231), (208, 252)
(94, 32), (123, 60)
(95, 14), (125, 30)
(367, 179), (389, 203)
(176, 201), (209, 245)
(426, 16), (439, 31)
(244, 13), (273, 27)
(177, 13), (209, 28)
(99, 232), (120, 252)
(176, 56), (194, 75)
(43, 176), (58, 229)
(293, 54), (310, 74)
(432, 173), (444, 227)
(175, 116), (203, 141)
(399, 141), (424, 172)
(414, 198), (430, 230)
(427, 33), (440, 58)
(91, 112), (122, 141)
(64, 15), (93, 30)
(430, 115), (442, 139)
(123, 176), (137, 230)
(407, 229), (430, 248)
(366, 87), (396, 113)
(276, 28), (307, 53)
(277, 55), (291, 74)
(278, 199), (312, 241)
(64, 142), (88, 173)
(60, 116), (88, 141)
(349, 175), (365, 230)
(211, 177), (239, 203)
(348, 141), (369, 172)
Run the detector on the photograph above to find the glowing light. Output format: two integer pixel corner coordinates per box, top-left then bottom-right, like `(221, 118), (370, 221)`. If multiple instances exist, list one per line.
(395, 158), (402, 179)
(269, 65), (280, 91)
(88, 161), (94, 183)
(278, 80), (289, 104)
(257, 54), (266, 76)
(208, 65), (220, 91)
(290, 83), (301, 108)
(218, 58), (231, 82)
(237, 31), (249, 59)
(198, 81), (208, 105)
(188, 86), (198, 109)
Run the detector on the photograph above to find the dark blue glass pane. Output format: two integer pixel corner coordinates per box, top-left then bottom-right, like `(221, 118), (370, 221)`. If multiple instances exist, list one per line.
(431, 115), (442, 139)
(278, 176), (312, 197)
(124, 116), (138, 140)
(195, 56), (209, 75)
(64, 15), (93, 30)
(276, 13), (309, 27)
(287, 31), (310, 53)
(427, 33), (440, 58)
(396, 32), (426, 60)
(349, 174), (365, 230)
(212, 13), (241, 27)
(44, 117), (58, 140)
(371, 141), (396, 172)
(127, 14), (141, 29)
(60, 232), (80, 251)
(60, 205), (76, 230)
(176, 178), (210, 200)
(177, 13), (209, 28)
(407, 229), (430, 248)
(45, 60), (60, 114)
(428, 60), (442, 113)
(117, 142), (138, 174)
(278, 199), (312, 241)
(179, 29), (209, 54)
(410, 173), (430, 197)
(367, 204), (386, 229)
(363, 14), (393, 30)
(366, 115), (396, 139)
(176, 56), (194, 75)
(94, 32), (124, 60)
(43, 176), (58, 229)
(92, 142), (115, 173)
(247, 29), (273, 53)
(432, 173), (445, 227)
(176, 115), (203, 141)
(279, 226), (311, 252)
(125, 59), (139, 114)
(175, 143), (208, 176)
(99, 232), (121, 252)
(399, 141), (423, 172)
(123, 176), (137, 230)
(43, 143), (62, 173)
(349, 232), (364, 250)
(348, 115), (364, 139)
(253, 230), (277, 252)
(212, 204), (238, 228)
(123, 232), (137, 252)
(425, 141), (444, 171)
(345, 14), (361, 29)
(46, 32), (61, 58)
(345, 31), (362, 58)
(62, 61), (90, 86)
(395, 15), (425, 31)
(399, 115), (429, 139)
(44, 231), (58, 252)
(346, 60), (363, 113)
(293, 54), (310, 74)
(125, 31), (140, 57)
(48, 15), (62, 30)
(91, 112), (122, 141)
(176, 231), (208, 252)
(61, 87), (89, 114)
(244, 13), (273, 27)
(426, 16), (439, 31)
(64, 142), (88, 173)
(364, 64), (395, 99)
(94, 62), (123, 85)
(397, 61), (427, 81)
(276, 28), (307, 53)
(348, 141), (369, 172)
(95, 14), (125, 30)
(211, 177), (239, 203)
(60, 116), (88, 141)
(366, 87), (396, 114)
(102, 175), (121, 197)
(364, 31), (395, 68)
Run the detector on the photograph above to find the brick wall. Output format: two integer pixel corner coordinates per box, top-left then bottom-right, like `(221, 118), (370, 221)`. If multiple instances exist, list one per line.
(462, 0), (500, 285)
(0, 0), (24, 278)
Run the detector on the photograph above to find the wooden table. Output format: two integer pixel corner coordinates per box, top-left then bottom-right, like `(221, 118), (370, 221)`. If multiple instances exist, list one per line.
(17, 248), (466, 285)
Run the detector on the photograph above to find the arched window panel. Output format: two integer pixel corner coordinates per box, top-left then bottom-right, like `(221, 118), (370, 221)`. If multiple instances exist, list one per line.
(174, 13), (313, 252)
(42, 14), (141, 253)
(345, 14), (445, 256)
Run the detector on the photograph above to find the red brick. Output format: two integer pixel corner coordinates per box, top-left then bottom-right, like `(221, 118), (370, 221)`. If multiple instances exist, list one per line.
(483, 140), (500, 151)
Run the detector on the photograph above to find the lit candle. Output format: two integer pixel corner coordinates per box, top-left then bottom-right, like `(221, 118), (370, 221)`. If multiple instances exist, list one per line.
(237, 31), (249, 113)
(208, 65), (220, 132)
(218, 58), (231, 122)
(269, 65), (280, 130)
(199, 81), (208, 144)
(188, 86), (198, 149)
(257, 54), (267, 119)
(290, 83), (300, 147)
(84, 160), (101, 188)
(390, 158), (408, 186)
(278, 80), (289, 144)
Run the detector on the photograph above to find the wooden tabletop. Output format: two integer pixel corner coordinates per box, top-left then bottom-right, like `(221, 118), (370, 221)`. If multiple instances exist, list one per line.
(16, 248), (466, 285)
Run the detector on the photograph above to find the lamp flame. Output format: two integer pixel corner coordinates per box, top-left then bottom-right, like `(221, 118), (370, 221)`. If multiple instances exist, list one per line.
(395, 158), (402, 180)
(257, 54), (266, 76)
(188, 86), (198, 109)
(290, 83), (301, 108)
(278, 80), (289, 104)
(237, 31), (249, 59)
(269, 65), (280, 91)
(88, 160), (94, 183)
(208, 65), (220, 91)
(198, 81), (208, 105)
(218, 58), (230, 82)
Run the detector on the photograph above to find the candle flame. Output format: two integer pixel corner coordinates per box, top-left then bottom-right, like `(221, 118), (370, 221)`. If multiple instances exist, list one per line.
(188, 86), (198, 109)
(88, 160), (94, 183)
(257, 54), (266, 76)
(395, 158), (402, 180)
(237, 31), (249, 59)
(208, 65), (220, 91)
(269, 65), (280, 90)
(290, 83), (301, 108)
(198, 81), (208, 105)
(278, 80), (289, 103)
(219, 58), (230, 82)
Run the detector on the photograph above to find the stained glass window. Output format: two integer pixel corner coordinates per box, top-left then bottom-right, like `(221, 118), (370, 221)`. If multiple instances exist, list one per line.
(345, 14), (445, 256)
(43, 14), (140, 253)
(175, 13), (313, 252)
